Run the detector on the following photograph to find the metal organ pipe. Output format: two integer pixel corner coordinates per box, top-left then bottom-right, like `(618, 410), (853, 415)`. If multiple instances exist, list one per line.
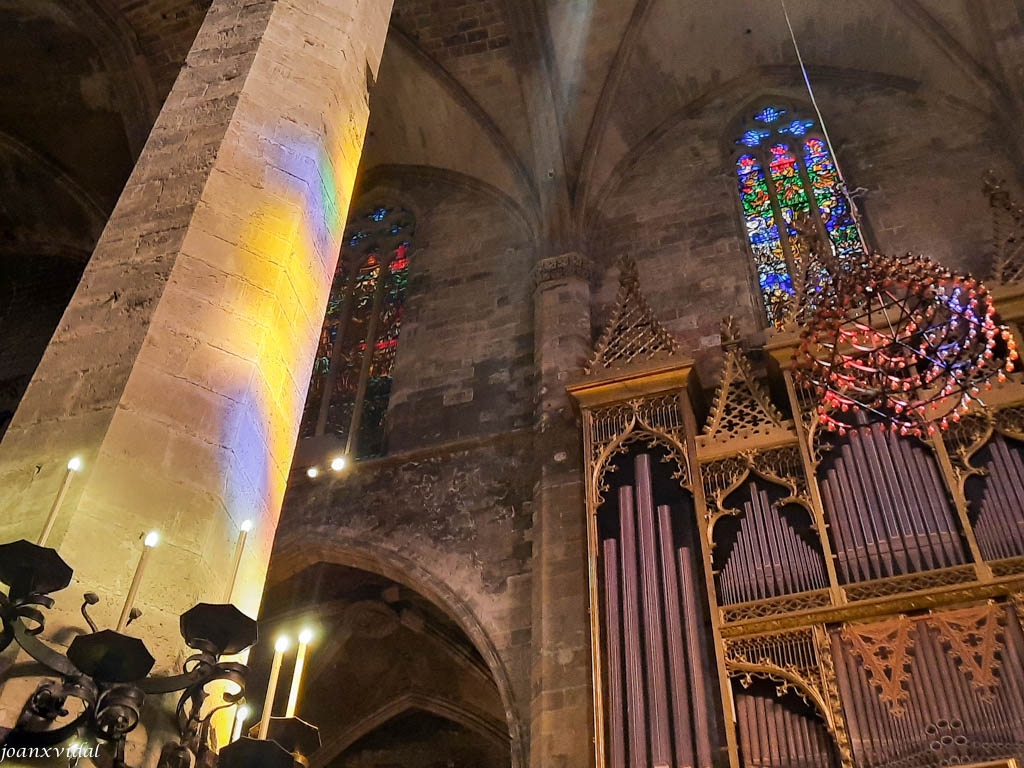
(617, 484), (649, 768)
(837, 458), (885, 579)
(864, 424), (919, 573)
(834, 607), (1024, 767)
(880, 427), (933, 571)
(734, 690), (836, 768)
(842, 441), (894, 578)
(634, 454), (672, 766)
(977, 437), (1024, 559)
(679, 545), (714, 768)
(657, 504), (695, 768)
(848, 430), (907, 574)
(601, 538), (626, 768)
(908, 443), (964, 566)
(823, 468), (864, 581)
(820, 426), (971, 583)
(822, 470), (858, 582)
(602, 455), (721, 768)
(716, 482), (827, 603)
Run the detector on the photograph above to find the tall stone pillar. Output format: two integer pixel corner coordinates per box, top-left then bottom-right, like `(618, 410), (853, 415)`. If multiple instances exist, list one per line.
(530, 253), (595, 768)
(0, 0), (393, 728)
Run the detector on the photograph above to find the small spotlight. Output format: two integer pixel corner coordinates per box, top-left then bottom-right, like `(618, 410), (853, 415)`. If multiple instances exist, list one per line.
(275, 636), (291, 653)
(67, 456), (82, 472)
(240, 519), (254, 532)
(237, 704), (251, 721)
(298, 628), (314, 645)
(306, 467), (319, 479)
(330, 456), (346, 472)
(144, 531), (160, 548)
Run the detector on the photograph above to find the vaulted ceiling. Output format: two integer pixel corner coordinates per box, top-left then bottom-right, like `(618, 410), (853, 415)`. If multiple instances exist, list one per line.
(360, 0), (1024, 246)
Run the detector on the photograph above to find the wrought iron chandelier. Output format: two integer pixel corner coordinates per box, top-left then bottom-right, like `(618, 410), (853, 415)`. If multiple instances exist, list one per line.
(0, 537), (320, 767)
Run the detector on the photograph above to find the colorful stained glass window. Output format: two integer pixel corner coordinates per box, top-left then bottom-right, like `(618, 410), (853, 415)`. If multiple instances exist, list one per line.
(739, 129), (771, 147)
(300, 205), (416, 457)
(356, 242), (410, 457)
(737, 155), (791, 327)
(803, 137), (861, 257)
(733, 106), (864, 328)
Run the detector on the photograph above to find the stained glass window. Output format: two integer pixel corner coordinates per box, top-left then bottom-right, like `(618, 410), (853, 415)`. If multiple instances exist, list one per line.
(301, 205), (415, 459)
(733, 105), (863, 328)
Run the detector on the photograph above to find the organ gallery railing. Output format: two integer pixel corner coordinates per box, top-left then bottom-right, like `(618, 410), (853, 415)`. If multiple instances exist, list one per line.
(568, 257), (1024, 768)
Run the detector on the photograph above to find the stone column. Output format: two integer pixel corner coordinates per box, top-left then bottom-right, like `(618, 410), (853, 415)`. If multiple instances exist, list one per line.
(0, 0), (392, 732)
(529, 253), (595, 768)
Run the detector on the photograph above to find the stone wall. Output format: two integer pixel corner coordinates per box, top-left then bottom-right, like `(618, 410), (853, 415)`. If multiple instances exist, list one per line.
(384, 178), (535, 449)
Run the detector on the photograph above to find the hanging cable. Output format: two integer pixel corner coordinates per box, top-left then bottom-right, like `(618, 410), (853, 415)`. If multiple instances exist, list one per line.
(780, 0), (869, 253)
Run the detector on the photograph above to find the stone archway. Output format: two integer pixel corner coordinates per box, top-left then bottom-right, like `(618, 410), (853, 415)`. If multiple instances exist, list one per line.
(261, 546), (523, 768)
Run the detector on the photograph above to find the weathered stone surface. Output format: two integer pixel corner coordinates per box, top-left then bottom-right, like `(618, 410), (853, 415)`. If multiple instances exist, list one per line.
(529, 258), (593, 768)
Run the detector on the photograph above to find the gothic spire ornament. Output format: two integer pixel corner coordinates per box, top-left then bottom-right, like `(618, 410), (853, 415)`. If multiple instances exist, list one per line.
(984, 172), (1024, 283)
(586, 256), (679, 373)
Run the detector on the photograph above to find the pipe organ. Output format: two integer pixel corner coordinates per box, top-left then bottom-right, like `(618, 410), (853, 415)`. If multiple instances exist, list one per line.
(570, 264), (1024, 768)
(600, 453), (719, 768)
(820, 424), (968, 582)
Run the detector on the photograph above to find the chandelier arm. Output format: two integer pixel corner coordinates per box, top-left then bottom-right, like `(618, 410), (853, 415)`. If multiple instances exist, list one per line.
(4, 711), (92, 749)
(138, 669), (208, 695)
(11, 616), (81, 678)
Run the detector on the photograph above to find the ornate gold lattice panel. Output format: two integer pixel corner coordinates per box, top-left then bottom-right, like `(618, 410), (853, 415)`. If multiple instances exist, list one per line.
(584, 392), (691, 506)
(698, 321), (795, 456)
(725, 626), (854, 768)
(701, 444), (811, 532)
(587, 257), (680, 373)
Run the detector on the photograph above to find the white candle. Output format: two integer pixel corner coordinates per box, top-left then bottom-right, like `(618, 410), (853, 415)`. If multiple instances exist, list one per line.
(37, 457), (81, 546)
(258, 636), (290, 739)
(231, 704), (251, 743)
(223, 520), (253, 602)
(285, 628), (314, 717)
(116, 531), (159, 632)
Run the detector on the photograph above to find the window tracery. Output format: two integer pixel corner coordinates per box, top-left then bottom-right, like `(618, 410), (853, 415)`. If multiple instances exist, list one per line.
(734, 104), (863, 328)
(301, 204), (415, 458)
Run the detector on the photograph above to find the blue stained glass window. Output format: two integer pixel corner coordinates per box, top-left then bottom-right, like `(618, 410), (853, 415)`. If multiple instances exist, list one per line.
(779, 119), (814, 137)
(755, 106), (785, 123)
(739, 129), (771, 147)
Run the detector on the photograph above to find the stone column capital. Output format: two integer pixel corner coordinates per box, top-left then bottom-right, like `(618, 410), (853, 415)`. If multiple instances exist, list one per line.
(531, 251), (595, 289)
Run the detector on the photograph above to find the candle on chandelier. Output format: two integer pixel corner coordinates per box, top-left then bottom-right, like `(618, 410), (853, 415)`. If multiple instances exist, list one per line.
(258, 636), (290, 739)
(224, 519), (253, 603)
(285, 628), (314, 717)
(231, 704), (251, 743)
(116, 531), (159, 632)
(37, 457), (82, 547)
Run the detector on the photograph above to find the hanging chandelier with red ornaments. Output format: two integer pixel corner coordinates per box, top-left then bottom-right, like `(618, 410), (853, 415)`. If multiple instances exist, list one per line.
(792, 248), (1018, 437)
